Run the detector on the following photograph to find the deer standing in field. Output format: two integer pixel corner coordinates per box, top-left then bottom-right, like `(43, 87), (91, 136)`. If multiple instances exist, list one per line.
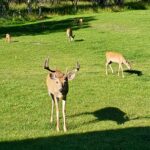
(78, 18), (83, 25)
(105, 51), (131, 78)
(66, 28), (75, 42)
(44, 58), (80, 132)
(5, 33), (11, 43)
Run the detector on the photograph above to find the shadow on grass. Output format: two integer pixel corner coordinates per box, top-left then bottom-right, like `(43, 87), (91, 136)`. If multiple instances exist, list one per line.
(93, 107), (129, 124)
(70, 107), (129, 125)
(74, 39), (84, 42)
(69, 107), (150, 130)
(124, 69), (143, 76)
(0, 127), (150, 150)
(0, 16), (95, 38)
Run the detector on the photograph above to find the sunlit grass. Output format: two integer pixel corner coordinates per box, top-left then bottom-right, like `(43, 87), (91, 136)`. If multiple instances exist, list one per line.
(0, 10), (150, 149)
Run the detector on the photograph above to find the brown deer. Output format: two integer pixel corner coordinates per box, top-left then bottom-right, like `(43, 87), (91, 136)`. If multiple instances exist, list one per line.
(44, 58), (80, 132)
(78, 18), (83, 25)
(105, 51), (131, 78)
(73, 18), (83, 25)
(66, 28), (75, 42)
(5, 33), (11, 43)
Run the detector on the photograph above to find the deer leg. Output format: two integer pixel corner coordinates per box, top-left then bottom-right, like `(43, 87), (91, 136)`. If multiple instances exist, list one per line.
(118, 64), (121, 76)
(71, 36), (74, 41)
(106, 62), (109, 75)
(62, 100), (67, 132)
(54, 97), (59, 132)
(120, 64), (124, 78)
(50, 99), (54, 123)
(109, 64), (114, 73)
(69, 37), (71, 42)
(49, 93), (54, 123)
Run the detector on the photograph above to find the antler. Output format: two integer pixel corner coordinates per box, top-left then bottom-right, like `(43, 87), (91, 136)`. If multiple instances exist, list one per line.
(44, 58), (55, 72)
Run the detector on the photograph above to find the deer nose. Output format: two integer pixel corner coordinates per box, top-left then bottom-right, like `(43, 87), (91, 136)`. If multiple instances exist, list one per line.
(59, 88), (63, 93)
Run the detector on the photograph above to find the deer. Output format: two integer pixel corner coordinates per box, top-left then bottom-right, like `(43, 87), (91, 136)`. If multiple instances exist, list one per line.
(73, 18), (83, 25)
(105, 51), (131, 78)
(78, 18), (83, 25)
(44, 58), (80, 132)
(66, 28), (75, 42)
(5, 33), (11, 43)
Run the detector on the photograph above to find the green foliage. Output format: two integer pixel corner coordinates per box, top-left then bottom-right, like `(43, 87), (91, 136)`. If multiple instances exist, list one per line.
(125, 1), (149, 10)
(0, 0), (150, 19)
(0, 10), (150, 149)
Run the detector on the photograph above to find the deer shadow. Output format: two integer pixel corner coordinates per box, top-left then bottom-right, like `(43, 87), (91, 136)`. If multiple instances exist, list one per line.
(74, 39), (84, 42)
(69, 106), (150, 130)
(93, 107), (129, 124)
(11, 40), (19, 43)
(69, 107), (129, 125)
(124, 69), (143, 76)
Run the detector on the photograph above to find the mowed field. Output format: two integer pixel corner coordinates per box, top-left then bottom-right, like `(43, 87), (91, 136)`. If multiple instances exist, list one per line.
(0, 10), (150, 149)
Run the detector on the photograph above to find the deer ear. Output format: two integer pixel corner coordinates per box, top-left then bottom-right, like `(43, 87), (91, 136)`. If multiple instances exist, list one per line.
(49, 73), (56, 80)
(67, 72), (76, 81)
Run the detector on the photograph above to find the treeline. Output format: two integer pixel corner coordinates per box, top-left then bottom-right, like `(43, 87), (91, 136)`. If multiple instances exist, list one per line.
(0, 0), (150, 17)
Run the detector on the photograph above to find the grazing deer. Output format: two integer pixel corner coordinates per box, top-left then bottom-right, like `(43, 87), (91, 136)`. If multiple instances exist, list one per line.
(5, 33), (11, 43)
(66, 28), (75, 42)
(105, 51), (131, 78)
(73, 18), (83, 25)
(44, 58), (80, 132)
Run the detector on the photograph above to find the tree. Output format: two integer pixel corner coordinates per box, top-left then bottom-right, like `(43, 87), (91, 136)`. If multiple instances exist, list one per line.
(0, 0), (9, 16)
(71, 0), (79, 11)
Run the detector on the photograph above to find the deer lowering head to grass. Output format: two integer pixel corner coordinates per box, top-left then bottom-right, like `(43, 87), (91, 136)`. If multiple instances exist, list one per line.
(66, 28), (75, 42)
(73, 18), (83, 25)
(44, 58), (80, 132)
(5, 33), (11, 43)
(105, 51), (131, 78)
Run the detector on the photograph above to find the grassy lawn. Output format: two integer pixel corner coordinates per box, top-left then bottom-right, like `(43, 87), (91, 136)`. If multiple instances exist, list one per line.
(0, 10), (150, 149)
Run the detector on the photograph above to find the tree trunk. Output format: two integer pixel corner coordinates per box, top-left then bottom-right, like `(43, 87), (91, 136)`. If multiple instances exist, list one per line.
(27, 0), (32, 14)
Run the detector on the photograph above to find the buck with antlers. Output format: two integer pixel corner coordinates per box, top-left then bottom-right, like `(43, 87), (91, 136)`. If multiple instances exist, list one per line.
(105, 51), (131, 78)
(44, 58), (80, 132)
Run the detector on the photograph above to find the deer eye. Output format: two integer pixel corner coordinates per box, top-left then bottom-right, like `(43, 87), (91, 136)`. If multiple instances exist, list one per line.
(56, 81), (59, 84)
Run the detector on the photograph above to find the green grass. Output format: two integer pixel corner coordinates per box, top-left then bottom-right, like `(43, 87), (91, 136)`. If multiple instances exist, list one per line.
(0, 10), (150, 149)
